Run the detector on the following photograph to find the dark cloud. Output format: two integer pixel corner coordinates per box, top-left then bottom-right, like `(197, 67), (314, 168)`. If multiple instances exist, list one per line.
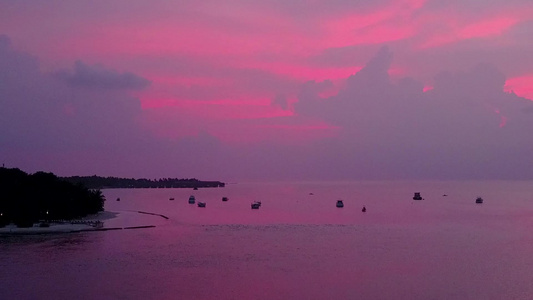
(0, 35), (41, 85)
(345, 46), (393, 91)
(521, 106), (533, 114)
(0, 38), (245, 179)
(294, 46), (533, 179)
(55, 60), (151, 90)
(2, 32), (533, 181)
(296, 46), (398, 126)
(271, 94), (289, 110)
(0, 35), (148, 175)
(294, 80), (334, 116)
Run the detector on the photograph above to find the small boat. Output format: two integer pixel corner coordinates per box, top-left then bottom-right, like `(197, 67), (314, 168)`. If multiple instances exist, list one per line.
(251, 202), (260, 209)
(336, 200), (344, 208)
(169, 197), (175, 201)
(116, 197), (120, 201)
(193, 187), (198, 190)
(197, 202), (206, 207)
(309, 193), (314, 195)
(188, 195), (196, 204)
(255, 201), (262, 206)
(222, 197), (228, 202)
(475, 197), (483, 204)
(413, 192), (422, 200)
(362, 206), (366, 212)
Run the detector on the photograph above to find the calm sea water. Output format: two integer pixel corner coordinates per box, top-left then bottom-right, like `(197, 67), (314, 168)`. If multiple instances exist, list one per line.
(2, 181), (533, 300)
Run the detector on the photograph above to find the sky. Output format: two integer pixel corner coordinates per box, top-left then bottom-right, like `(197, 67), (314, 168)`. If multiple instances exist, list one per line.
(1, 0), (532, 181)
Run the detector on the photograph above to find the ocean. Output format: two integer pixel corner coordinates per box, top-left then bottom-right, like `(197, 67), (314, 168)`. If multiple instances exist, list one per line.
(1, 180), (533, 299)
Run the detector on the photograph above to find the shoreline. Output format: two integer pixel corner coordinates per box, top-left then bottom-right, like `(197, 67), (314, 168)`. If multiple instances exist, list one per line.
(0, 210), (167, 235)
(82, 210), (119, 221)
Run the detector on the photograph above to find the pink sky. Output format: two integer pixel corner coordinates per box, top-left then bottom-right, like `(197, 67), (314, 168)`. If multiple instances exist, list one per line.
(1, 0), (532, 180)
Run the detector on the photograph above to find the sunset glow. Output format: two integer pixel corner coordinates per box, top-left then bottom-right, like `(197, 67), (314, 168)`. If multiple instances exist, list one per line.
(505, 75), (533, 101)
(1, 0), (532, 180)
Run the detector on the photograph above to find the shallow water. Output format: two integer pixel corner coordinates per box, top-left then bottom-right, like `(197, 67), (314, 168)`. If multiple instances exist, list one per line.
(2, 181), (533, 299)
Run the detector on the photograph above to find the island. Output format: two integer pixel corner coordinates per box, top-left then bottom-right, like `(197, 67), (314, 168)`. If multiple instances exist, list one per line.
(0, 167), (105, 228)
(61, 176), (225, 189)
(1, 167), (224, 230)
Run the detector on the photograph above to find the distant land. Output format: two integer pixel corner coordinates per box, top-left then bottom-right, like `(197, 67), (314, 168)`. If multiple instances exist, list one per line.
(62, 176), (225, 189)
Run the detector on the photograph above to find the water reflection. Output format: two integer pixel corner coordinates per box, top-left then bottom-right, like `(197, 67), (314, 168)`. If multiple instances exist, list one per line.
(2, 181), (533, 300)
(0, 232), (94, 248)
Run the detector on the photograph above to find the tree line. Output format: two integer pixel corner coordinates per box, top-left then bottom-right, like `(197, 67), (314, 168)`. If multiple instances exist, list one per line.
(61, 176), (225, 189)
(0, 167), (105, 227)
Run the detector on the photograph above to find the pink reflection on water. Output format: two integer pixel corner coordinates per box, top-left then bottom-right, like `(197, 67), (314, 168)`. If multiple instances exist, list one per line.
(103, 181), (533, 228)
(3, 181), (533, 300)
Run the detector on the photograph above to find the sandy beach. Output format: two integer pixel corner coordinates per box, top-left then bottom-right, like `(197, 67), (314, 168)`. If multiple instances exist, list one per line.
(0, 211), (119, 235)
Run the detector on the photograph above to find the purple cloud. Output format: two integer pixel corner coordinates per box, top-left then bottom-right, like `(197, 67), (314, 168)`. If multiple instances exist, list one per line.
(2, 32), (533, 181)
(294, 46), (533, 179)
(56, 61), (151, 90)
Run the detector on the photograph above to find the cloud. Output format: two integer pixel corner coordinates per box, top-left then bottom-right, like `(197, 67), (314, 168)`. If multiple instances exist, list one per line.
(2, 28), (533, 181)
(422, 0), (533, 14)
(521, 107), (533, 114)
(55, 60), (151, 90)
(0, 34), (267, 180)
(0, 35), (149, 174)
(296, 46), (397, 126)
(141, 44), (533, 180)
(294, 46), (533, 179)
(271, 94), (289, 110)
(0, 35), (41, 85)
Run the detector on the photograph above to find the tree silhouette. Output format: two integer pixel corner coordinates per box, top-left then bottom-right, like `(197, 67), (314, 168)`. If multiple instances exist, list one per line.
(0, 167), (105, 227)
(62, 175), (225, 189)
